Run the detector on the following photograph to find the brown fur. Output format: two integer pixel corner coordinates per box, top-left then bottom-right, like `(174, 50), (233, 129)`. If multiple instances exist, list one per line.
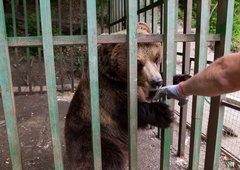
(65, 22), (174, 170)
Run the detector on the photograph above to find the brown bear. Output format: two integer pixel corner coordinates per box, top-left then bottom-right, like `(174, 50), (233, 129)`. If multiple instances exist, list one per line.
(65, 22), (177, 170)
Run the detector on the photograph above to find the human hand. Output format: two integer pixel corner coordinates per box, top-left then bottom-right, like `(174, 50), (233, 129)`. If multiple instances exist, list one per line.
(153, 82), (189, 106)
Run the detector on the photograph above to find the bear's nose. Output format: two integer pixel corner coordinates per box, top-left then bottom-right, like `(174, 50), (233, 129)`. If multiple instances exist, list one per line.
(150, 79), (163, 88)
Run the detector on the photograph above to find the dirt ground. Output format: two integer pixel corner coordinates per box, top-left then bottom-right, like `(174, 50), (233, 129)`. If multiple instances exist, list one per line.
(0, 92), (234, 170)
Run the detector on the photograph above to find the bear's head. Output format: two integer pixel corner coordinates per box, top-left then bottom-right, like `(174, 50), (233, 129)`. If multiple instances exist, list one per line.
(98, 22), (162, 97)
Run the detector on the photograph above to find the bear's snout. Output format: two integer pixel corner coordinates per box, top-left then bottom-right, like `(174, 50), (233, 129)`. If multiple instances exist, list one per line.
(150, 78), (163, 89)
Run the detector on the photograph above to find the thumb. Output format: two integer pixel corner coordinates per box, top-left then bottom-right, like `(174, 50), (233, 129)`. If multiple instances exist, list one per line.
(178, 97), (189, 106)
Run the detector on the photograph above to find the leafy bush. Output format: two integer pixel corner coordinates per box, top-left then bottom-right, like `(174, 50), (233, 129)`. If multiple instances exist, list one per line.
(232, 1), (240, 52)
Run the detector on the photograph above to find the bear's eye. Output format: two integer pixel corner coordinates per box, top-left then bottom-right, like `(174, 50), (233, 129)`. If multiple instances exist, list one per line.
(138, 60), (144, 70)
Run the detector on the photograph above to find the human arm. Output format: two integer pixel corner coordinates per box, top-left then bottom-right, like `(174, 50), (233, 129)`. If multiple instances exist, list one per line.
(154, 52), (240, 104)
(182, 52), (240, 96)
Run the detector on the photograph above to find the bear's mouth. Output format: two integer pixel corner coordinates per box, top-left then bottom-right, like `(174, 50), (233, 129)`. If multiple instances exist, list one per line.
(147, 87), (162, 101)
(148, 90), (158, 100)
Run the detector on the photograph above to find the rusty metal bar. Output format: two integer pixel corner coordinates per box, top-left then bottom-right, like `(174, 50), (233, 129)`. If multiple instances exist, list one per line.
(127, 0), (138, 168)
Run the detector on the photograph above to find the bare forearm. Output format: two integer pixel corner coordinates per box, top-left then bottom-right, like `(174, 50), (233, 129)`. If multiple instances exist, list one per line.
(182, 53), (240, 96)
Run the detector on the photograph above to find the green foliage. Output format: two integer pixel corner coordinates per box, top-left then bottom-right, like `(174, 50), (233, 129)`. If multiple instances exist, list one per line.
(75, 58), (82, 66)
(179, 0), (240, 51)
(231, 1), (240, 51)
(96, 0), (109, 25)
(54, 54), (60, 61)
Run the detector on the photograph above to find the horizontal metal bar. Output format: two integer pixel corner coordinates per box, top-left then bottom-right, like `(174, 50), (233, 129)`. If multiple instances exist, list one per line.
(7, 34), (221, 47)
(0, 83), (79, 95)
(221, 100), (240, 112)
(221, 147), (240, 165)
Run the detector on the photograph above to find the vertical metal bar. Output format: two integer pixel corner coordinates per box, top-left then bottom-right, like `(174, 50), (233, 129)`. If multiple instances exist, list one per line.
(118, 0), (121, 31)
(137, 0), (139, 21)
(58, 0), (64, 93)
(116, 0), (119, 31)
(161, 0), (176, 169)
(182, 0), (192, 74)
(109, 0), (112, 33)
(160, 4), (164, 35)
(127, 0), (138, 169)
(152, 0), (158, 34)
(189, 0), (209, 169)
(69, 0), (74, 90)
(23, 0), (32, 94)
(11, 0), (21, 94)
(157, 3), (164, 139)
(146, 0), (150, 26)
(80, 0), (85, 74)
(39, 1), (63, 169)
(80, 0), (85, 75)
(80, 0), (84, 35)
(114, 0), (117, 32)
(124, 0), (127, 29)
(119, 0), (122, 29)
(205, 0), (234, 169)
(0, 1), (22, 169)
(122, 0), (126, 29)
(177, 0), (192, 157)
(139, 0), (144, 21)
(170, 0), (179, 146)
(86, 0), (102, 169)
(101, 0), (104, 33)
(36, 0), (43, 93)
(112, 0), (116, 32)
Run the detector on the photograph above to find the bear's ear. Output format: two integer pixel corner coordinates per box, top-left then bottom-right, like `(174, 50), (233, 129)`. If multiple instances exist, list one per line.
(137, 22), (152, 34)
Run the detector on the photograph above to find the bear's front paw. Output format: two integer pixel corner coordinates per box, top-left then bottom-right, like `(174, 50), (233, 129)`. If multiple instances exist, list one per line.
(150, 102), (175, 128)
(173, 74), (191, 85)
